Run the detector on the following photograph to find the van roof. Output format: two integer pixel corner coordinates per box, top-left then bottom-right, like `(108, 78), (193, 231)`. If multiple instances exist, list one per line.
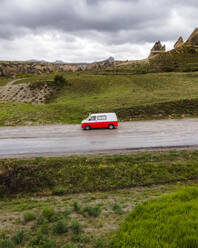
(90, 113), (116, 116)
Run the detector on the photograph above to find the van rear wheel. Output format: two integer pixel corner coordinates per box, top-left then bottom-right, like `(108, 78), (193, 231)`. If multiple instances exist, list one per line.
(108, 124), (114, 129)
(84, 125), (91, 130)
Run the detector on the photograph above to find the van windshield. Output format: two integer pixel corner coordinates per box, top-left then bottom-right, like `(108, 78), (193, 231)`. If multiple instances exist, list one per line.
(89, 116), (96, 121)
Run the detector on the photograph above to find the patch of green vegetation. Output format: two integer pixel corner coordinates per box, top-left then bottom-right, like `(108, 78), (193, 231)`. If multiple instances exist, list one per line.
(112, 204), (123, 215)
(111, 187), (198, 248)
(83, 205), (101, 217)
(1, 71), (198, 125)
(52, 220), (68, 234)
(1, 180), (198, 248)
(0, 150), (198, 195)
(23, 211), (36, 223)
(0, 76), (12, 86)
(71, 220), (82, 235)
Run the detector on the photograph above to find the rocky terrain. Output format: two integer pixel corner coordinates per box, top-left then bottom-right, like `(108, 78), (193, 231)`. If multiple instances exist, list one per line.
(0, 57), (115, 78)
(149, 41), (166, 57)
(0, 79), (61, 104)
(105, 28), (198, 73)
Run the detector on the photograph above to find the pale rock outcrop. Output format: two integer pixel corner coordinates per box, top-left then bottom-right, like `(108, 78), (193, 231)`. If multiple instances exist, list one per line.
(186, 28), (198, 46)
(174, 36), (184, 48)
(149, 41), (166, 57)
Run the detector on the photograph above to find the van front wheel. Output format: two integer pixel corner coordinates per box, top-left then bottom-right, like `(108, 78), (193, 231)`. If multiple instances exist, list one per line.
(84, 125), (91, 130)
(108, 124), (114, 129)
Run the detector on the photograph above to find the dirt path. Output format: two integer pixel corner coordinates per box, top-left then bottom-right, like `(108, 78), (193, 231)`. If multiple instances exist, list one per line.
(6, 78), (27, 87)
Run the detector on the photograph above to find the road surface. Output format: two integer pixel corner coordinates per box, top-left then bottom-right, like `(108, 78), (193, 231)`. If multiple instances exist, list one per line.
(0, 118), (197, 158)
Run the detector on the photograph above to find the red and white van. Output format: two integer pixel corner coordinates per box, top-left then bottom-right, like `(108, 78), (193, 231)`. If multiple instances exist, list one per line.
(81, 113), (118, 130)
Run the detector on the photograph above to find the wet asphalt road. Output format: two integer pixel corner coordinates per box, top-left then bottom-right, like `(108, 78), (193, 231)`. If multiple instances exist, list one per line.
(0, 118), (197, 158)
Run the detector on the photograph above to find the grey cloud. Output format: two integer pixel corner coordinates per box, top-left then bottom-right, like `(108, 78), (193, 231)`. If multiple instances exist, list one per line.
(0, 0), (198, 62)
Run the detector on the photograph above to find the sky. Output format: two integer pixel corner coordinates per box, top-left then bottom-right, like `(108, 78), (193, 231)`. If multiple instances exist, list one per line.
(0, 0), (197, 62)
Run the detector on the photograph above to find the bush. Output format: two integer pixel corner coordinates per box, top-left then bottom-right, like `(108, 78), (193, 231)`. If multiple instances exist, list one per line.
(28, 233), (56, 247)
(63, 243), (77, 248)
(52, 185), (64, 196)
(54, 75), (67, 85)
(24, 211), (36, 223)
(52, 220), (68, 234)
(83, 205), (101, 217)
(92, 239), (105, 248)
(112, 203), (123, 215)
(0, 239), (14, 248)
(11, 230), (25, 245)
(73, 201), (80, 212)
(71, 219), (82, 235)
(42, 207), (55, 221)
(111, 187), (198, 248)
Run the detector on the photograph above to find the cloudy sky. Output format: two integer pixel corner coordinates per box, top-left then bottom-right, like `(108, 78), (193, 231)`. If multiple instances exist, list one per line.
(0, 0), (197, 62)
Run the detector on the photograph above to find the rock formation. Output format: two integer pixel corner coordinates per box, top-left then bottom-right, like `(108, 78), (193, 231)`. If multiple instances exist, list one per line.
(0, 81), (61, 104)
(149, 41), (166, 57)
(174, 36), (184, 48)
(0, 62), (84, 77)
(186, 28), (198, 46)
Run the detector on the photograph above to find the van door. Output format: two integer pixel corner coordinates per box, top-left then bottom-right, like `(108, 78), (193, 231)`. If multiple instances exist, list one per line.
(97, 115), (107, 128)
(88, 115), (97, 128)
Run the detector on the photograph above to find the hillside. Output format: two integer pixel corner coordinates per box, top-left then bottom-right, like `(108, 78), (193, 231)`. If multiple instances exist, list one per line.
(106, 28), (198, 74)
(0, 71), (198, 125)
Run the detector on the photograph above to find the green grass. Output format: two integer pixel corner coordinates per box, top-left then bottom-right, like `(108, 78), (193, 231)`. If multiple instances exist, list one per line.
(111, 186), (198, 248)
(0, 76), (12, 86)
(1, 180), (197, 248)
(1, 71), (198, 125)
(1, 150), (198, 195)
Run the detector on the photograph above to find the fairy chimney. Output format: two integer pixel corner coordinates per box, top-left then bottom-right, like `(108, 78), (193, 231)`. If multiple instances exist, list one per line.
(149, 41), (166, 57)
(174, 36), (184, 49)
(186, 28), (198, 46)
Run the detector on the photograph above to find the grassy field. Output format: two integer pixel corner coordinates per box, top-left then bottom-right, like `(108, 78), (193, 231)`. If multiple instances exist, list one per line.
(111, 186), (198, 248)
(1, 182), (195, 248)
(1, 150), (198, 247)
(0, 76), (12, 86)
(1, 150), (198, 195)
(0, 71), (198, 125)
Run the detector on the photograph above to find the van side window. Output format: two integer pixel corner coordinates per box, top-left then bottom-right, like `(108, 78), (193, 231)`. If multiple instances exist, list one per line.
(97, 115), (107, 121)
(90, 116), (96, 121)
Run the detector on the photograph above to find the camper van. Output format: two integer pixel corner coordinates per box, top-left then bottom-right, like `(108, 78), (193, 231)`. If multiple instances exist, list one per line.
(81, 113), (118, 130)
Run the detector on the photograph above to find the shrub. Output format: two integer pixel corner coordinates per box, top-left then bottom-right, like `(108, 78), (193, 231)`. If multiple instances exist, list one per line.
(0, 239), (14, 248)
(63, 243), (77, 248)
(40, 223), (48, 234)
(80, 234), (91, 243)
(54, 75), (67, 85)
(83, 205), (101, 217)
(71, 235), (81, 243)
(92, 239), (105, 248)
(11, 230), (25, 245)
(63, 208), (71, 217)
(112, 203), (123, 215)
(111, 187), (198, 248)
(42, 207), (55, 221)
(29, 233), (56, 247)
(71, 219), (82, 235)
(24, 211), (36, 223)
(73, 201), (80, 212)
(52, 185), (64, 196)
(52, 220), (68, 234)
